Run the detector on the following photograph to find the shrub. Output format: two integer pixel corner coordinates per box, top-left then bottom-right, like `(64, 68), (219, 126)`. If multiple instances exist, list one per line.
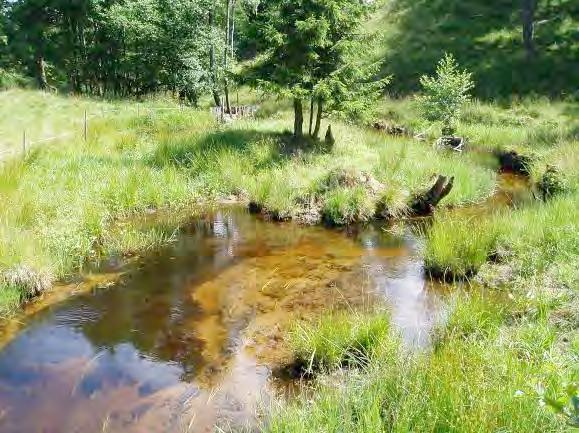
(416, 53), (474, 136)
(537, 166), (568, 200)
(0, 69), (32, 90)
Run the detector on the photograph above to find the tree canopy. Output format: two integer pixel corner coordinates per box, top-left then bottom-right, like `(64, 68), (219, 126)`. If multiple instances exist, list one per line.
(245, 0), (386, 137)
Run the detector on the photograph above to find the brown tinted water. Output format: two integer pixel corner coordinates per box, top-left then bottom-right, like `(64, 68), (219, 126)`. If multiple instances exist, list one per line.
(0, 174), (530, 433)
(0, 207), (449, 433)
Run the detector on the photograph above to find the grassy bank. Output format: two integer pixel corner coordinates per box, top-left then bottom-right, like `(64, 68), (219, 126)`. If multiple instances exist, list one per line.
(0, 99), (215, 313)
(265, 97), (579, 432)
(267, 290), (577, 432)
(268, 203), (579, 430)
(376, 97), (578, 157)
(0, 90), (504, 315)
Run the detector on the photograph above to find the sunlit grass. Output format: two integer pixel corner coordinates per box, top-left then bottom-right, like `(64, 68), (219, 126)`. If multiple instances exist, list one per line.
(269, 292), (569, 433)
(267, 94), (578, 432)
(0, 90), (575, 321)
(424, 213), (504, 280)
(290, 312), (393, 371)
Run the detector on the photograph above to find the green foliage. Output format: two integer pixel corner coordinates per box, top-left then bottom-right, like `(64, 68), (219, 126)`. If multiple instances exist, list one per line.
(246, 0), (383, 134)
(417, 53), (474, 135)
(4, 0), (227, 100)
(543, 383), (579, 428)
(373, 0), (579, 98)
(537, 166), (568, 200)
(0, 68), (30, 89)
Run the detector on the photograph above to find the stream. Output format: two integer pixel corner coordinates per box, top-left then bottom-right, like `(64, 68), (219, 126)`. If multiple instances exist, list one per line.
(0, 174), (532, 433)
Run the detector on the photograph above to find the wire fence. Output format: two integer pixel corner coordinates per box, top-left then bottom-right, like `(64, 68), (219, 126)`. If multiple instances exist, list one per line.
(0, 104), (196, 163)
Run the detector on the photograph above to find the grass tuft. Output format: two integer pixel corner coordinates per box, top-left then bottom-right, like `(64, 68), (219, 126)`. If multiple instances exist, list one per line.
(424, 214), (504, 280)
(290, 312), (392, 371)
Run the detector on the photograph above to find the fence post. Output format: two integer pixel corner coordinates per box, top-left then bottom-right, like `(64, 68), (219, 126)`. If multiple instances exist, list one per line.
(22, 130), (27, 158)
(83, 109), (88, 142)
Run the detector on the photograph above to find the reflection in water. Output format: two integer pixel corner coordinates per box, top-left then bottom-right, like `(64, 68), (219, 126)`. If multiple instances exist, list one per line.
(0, 208), (447, 433)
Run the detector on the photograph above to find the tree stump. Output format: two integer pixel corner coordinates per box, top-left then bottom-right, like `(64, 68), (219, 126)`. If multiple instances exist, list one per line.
(411, 175), (455, 215)
(324, 125), (335, 148)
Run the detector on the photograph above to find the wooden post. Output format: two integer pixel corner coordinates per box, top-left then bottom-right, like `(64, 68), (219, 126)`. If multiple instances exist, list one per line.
(22, 130), (27, 157)
(83, 109), (88, 142)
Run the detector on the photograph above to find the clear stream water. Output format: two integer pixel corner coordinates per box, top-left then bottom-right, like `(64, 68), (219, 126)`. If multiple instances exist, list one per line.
(0, 175), (531, 433)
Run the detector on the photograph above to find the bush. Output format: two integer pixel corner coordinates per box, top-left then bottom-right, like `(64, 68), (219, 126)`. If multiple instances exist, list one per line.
(537, 166), (568, 200)
(0, 69), (32, 90)
(416, 53), (474, 136)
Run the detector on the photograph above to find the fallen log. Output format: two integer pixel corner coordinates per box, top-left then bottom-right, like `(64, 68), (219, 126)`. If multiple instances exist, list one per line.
(436, 136), (465, 152)
(411, 175), (455, 215)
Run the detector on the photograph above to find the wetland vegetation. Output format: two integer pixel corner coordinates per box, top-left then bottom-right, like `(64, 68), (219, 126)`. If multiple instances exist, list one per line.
(0, 0), (578, 432)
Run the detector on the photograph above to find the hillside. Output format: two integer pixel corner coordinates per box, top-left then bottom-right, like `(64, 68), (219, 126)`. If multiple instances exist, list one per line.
(371, 0), (579, 98)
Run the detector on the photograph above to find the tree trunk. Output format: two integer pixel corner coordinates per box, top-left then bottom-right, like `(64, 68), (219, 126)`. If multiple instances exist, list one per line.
(293, 98), (304, 137)
(35, 53), (48, 90)
(225, 0), (238, 113)
(312, 98), (323, 138)
(411, 175), (455, 215)
(522, 0), (536, 60)
(230, 0), (237, 53)
(308, 97), (314, 136)
(223, 0), (231, 113)
(208, 9), (221, 106)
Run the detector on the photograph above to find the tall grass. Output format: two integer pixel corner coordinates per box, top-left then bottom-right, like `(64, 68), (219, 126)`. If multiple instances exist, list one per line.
(375, 97), (578, 159)
(266, 96), (578, 433)
(0, 93), (216, 314)
(290, 312), (393, 371)
(269, 293), (569, 433)
(424, 190), (579, 284)
(424, 213), (504, 280)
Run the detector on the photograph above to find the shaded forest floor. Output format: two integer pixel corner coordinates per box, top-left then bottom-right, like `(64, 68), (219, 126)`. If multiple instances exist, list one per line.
(370, 0), (579, 98)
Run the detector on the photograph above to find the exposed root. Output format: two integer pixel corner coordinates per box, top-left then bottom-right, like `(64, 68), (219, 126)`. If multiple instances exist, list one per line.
(435, 136), (465, 152)
(496, 150), (533, 175)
